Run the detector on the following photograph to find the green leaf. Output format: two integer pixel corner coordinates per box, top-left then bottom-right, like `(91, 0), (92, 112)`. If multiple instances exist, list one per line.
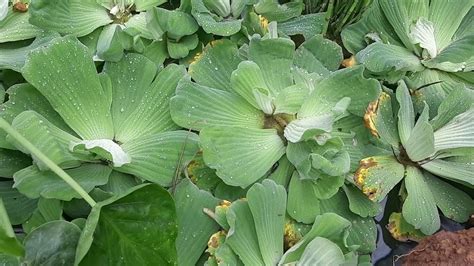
(280, 213), (351, 264)
(145, 7), (165, 40)
(77, 28), (102, 54)
(378, 0), (423, 53)
(14, 164), (111, 201)
(184, 152), (221, 191)
(287, 171), (320, 224)
(311, 174), (345, 200)
(423, 172), (474, 223)
(118, 131), (200, 186)
(405, 104), (435, 161)
(341, 0), (404, 54)
(255, 1), (304, 22)
(22, 36), (114, 139)
(0, 10), (43, 42)
(421, 158), (474, 185)
(274, 85), (309, 115)
(356, 43), (423, 78)
(267, 155), (294, 187)
(406, 68), (469, 117)
(402, 166), (440, 235)
(334, 120), (370, 171)
(433, 109), (474, 151)
(24, 221), (81, 266)
(286, 141), (314, 179)
(423, 34), (474, 72)
(114, 62), (184, 142)
(200, 127), (285, 188)
(171, 79), (264, 131)
(134, 0), (167, 11)
(96, 24), (125, 62)
(77, 184), (178, 265)
(0, 35), (58, 72)
(248, 36), (295, 93)
(61, 189), (110, 222)
(0, 181), (37, 225)
(311, 150), (350, 177)
(143, 40), (168, 66)
(0, 148), (31, 177)
(409, 18), (437, 58)
(149, 7), (198, 40)
(230, 61), (269, 111)
(0, 198), (24, 257)
(210, 241), (243, 266)
(247, 179), (286, 265)
(298, 66), (381, 118)
(430, 86), (472, 131)
(354, 156), (405, 202)
(320, 189), (378, 253)
(278, 13), (325, 40)
(453, 7), (474, 40)
(191, 0), (242, 36)
(203, 0), (231, 17)
(226, 199), (264, 265)
(298, 237), (346, 265)
(174, 178), (220, 266)
(189, 39), (242, 92)
(0, 0), (7, 21)
(0, 253), (20, 265)
(22, 198), (63, 234)
(124, 12), (154, 40)
(252, 87), (274, 114)
(9, 111), (81, 170)
(167, 34), (199, 59)
(428, 0), (473, 50)
(99, 171), (139, 195)
(396, 80), (415, 146)
(0, 83), (71, 149)
(343, 185), (380, 218)
(296, 34), (343, 71)
(29, 0), (112, 37)
(0, 83), (4, 101)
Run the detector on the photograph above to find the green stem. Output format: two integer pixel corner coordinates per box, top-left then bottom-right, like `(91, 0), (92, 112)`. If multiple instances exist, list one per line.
(0, 118), (97, 207)
(335, 0), (360, 34)
(322, 0), (335, 37)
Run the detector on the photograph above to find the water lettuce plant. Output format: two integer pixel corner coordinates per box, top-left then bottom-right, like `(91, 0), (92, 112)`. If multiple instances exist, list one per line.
(0, 0), (43, 43)
(1, 36), (199, 198)
(342, 0), (474, 112)
(191, 0), (303, 35)
(27, 0), (164, 61)
(0, 113), (180, 264)
(171, 34), (380, 188)
(146, 6), (200, 59)
(0, 0), (473, 264)
(170, 33), (382, 258)
(204, 179), (371, 265)
(357, 80), (474, 234)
